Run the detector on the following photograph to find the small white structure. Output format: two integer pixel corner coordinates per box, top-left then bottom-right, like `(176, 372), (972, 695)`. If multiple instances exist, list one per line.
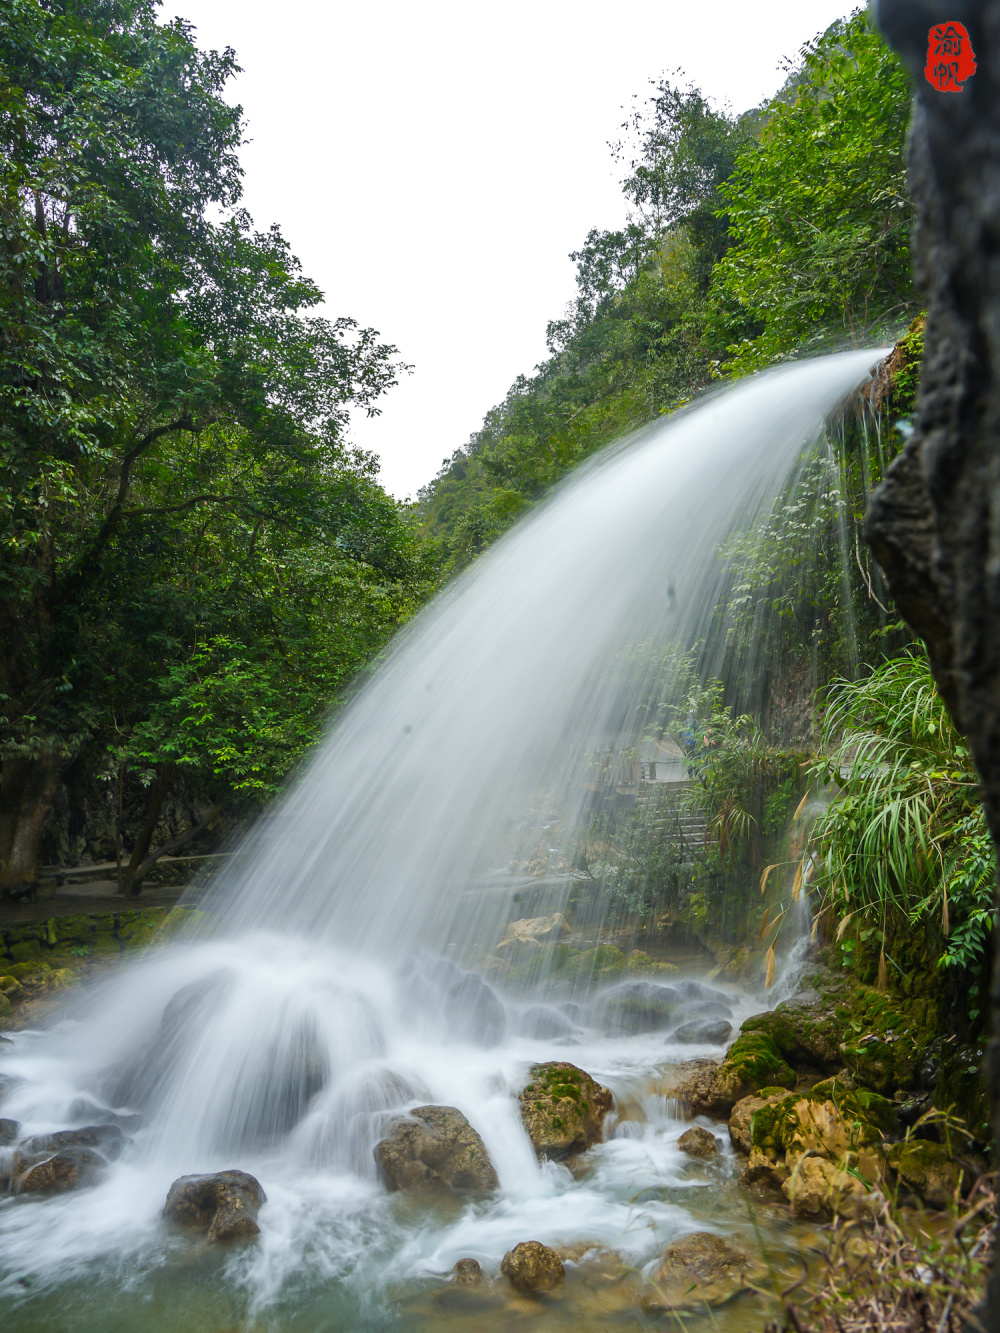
(637, 737), (689, 784)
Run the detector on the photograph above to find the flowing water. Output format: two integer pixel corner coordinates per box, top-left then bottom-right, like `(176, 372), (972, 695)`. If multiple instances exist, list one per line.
(0, 350), (885, 1331)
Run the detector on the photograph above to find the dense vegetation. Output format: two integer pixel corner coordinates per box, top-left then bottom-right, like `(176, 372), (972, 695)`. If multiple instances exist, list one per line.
(0, 0), (432, 891)
(419, 9), (916, 572)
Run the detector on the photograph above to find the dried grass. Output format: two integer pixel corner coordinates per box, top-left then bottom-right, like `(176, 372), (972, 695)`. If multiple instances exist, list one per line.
(763, 1177), (994, 1333)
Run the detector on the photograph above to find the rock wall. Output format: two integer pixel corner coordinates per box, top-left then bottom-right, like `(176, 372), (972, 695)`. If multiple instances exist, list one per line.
(868, 4), (1000, 1322)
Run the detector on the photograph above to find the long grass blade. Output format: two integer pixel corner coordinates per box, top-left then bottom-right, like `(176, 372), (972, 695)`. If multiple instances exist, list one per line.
(792, 791), (809, 821)
(877, 947), (888, 994)
(759, 864), (777, 896)
(835, 911), (853, 941)
(764, 945), (776, 989)
(757, 907), (771, 941)
(791, 861), (804, 902)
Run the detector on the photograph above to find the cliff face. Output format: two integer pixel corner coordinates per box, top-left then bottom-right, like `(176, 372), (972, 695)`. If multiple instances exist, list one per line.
(869, 4), (1000, 1323)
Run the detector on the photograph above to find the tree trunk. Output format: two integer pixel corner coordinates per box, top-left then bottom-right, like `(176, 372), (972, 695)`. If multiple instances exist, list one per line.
(127, 802), (224, 896)
(870, 3), (1000, 1325)
(118, 765), (173, 896)
(0, 750), (60, 896)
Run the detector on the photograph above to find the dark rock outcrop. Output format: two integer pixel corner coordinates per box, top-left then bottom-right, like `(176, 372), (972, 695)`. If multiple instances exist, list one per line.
(450, 1257), (485, 1285)
(517, 1062), (613, 1159)
(0, 1117), (19, 1145)
(886, 1139), (985, 1209)
(163, 1169), (266, 1242)
(18, 1123), (127, 1161)
(373, 1105), (499, 1194)
(864, 8), (1000, 1317)
(499, 1240), (565, 1292)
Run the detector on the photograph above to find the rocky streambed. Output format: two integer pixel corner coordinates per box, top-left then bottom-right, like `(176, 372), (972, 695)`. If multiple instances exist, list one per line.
(0, 931), (988, 1332)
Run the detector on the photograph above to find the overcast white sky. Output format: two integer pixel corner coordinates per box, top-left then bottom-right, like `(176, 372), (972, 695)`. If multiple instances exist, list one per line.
(173, 0), (859, 498)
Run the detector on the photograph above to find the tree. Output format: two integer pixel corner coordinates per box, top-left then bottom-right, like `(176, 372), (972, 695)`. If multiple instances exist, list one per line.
(712, 11), (916, 372)
(0, 0), (413, 892)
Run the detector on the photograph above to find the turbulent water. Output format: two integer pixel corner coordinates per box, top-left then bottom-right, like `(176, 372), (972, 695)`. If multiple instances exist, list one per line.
(0, 350), (884, 1331)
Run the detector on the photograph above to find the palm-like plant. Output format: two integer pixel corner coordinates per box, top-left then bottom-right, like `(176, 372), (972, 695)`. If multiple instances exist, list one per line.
(810, 652), (994, 983)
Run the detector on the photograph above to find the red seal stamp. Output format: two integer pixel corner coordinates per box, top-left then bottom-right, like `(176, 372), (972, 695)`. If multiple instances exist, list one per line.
(924, 22), (977, 91)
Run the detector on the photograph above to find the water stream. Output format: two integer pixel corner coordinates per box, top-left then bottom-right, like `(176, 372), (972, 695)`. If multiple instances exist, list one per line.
(0, 349), (884, 1330)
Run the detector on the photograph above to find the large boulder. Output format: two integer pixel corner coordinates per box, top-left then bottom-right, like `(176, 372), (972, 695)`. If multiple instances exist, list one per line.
(445, 973), (507, 1047)
(647, 1231), (756, 1309)
(0, 1117), (19, 1146)
(163, 1169), (266, 1242)
(595, 981), (679, 1034)
(500, 1240), (565, 1292)
(736, 1077), (898, 1218)
(729, 1091), (787, 1155)
(663, 1030), (796, 1118)
(15, 1146), (108, 1195)
(373, 1105), (499, 1194)
(518, 1062), (613, 1159)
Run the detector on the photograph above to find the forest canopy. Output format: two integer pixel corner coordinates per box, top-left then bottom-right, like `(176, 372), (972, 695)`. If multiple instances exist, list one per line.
(0, 0), (432, 892)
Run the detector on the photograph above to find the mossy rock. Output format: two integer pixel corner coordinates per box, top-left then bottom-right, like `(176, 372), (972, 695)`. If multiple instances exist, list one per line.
(518, 1061), (613, 1159)
(6, 941), (43, 963)
(712, 1031), (796, 1110)
(886, 1139), (982, 1209)
(749, 1077), (898, 1164)
(561, 945), (629, 983)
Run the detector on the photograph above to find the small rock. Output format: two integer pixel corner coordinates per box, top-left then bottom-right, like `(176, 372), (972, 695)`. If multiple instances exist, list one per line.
(498, 914), (570, 948)
(677, 1000), (734, 1020)
(518, 1062), (613, 1160)
(451, 1257), (484, 1285)
(672, 1019), (733, 1045)
(16, 1146), (108, 1195)
(163, 1169), (266, 1242)
(648, 1231), (755, 1309)
(677, 1126), (719, 1159)
(0, 1117), (19, 1146)
(374, 1105), (499, 1194)
(500, 1240), (565, 1292)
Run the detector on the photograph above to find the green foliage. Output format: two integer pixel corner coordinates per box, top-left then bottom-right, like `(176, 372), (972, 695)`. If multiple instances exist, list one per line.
(811, 653), (995, 983)
(0, 0), (430, 865)
(714, 10), (915, 372)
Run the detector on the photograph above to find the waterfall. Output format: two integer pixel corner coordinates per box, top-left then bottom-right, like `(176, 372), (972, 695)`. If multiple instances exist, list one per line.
(0, 348), (886, 1324)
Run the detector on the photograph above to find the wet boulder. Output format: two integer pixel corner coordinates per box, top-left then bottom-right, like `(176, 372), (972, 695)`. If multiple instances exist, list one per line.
(647, 1231), (756, 1309)
(18, 1123), (127, 1162)
(518, 1062), (613, 1159)
(500, 1240), (565, 1292)
(0, 1117), (19, 1146)
(164, 1169), (266, 1242)
(728, 1090), (787, 1155)
(595, 981), (679, 1034)
(673, 981), (730, 1006)
(677, 1126), (719, 1159)
(517, 1006), (574, 1040)
(16, 1146), (108, 1195)
(497, 914), (570, 950)
(373, 1105), (499, 1194)
(672, 1018), (733, 1046)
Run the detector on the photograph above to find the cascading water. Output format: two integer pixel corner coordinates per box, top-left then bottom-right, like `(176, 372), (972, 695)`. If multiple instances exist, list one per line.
(0, 349), (886, 1332)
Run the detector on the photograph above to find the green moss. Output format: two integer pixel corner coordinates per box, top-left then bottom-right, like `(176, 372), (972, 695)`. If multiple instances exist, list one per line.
(722, 1031), (796, 1090)
(7, 940), (42, 963)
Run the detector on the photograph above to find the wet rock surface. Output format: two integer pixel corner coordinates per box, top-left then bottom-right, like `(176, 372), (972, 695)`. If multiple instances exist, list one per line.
(16, 1145), (108, 1195)
(518, 1062), (613, 1159)
(450, 1257), (485, 1285)
(648, 1231), (756, 1309)
(672, 1018), (733, 1045)
(18, 1123), (127, 1161)
(373, 1104), (499, 1194)
(677, 1125), (719, 1158)
(163, 1169), (266, 1242)
(595, 981), (678, 1034)
(500, 1240), (566, 1292)
(0, 1117), (19, 1145)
